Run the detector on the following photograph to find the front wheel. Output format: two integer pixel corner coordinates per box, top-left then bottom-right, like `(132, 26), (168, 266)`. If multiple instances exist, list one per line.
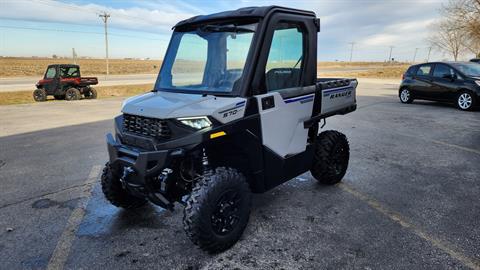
(399, 88), (414, 104)
(101, 163), (147, 209)
(311, 130), (350, 185)
(183, 167), (251, 253)
(456, 91), (476, 111)
(33, 89), (47, 102)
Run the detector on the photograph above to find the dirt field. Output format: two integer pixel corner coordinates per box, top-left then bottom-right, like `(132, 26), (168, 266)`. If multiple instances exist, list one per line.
(318, 61), (409, 79)
(0, 57), (409, 79)
(0, 84), (153, 105)
(0, 58), (162, 77)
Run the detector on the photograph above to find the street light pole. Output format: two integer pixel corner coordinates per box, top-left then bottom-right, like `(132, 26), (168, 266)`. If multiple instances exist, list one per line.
(99, 12), (110, 76)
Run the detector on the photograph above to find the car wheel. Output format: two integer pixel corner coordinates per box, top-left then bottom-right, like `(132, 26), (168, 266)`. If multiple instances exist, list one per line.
(84, 87), (97, 99)
(33, 89), (47, 102)
(101, 163), (147, 209)
(456, 91), (476, 111)
(183, 167), (251, 253)
(311, 130), (350, 185)
(399, 88), (413, 104)
(65, 88), (81, 101)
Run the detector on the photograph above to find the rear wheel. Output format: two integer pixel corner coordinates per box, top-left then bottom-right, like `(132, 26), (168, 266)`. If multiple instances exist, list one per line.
(101, 163), (147, 209)
(65, 88), (80, 101)
(183, 167), (251, 253)
(399, 88), (414, 104)
(456, 91), (476, 111)
(33, 89), (47, 102)
(84, 87), (97, 99)
(311, 130), (350, 185)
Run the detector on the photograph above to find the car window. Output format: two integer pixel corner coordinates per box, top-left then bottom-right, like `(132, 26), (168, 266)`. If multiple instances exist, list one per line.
(60, 67), (79, 78)
(406, 66), (417, 75)
(416, 65), (432, 76)
(432, 64), (453, 78)
(265, 23), (304, 92)
(45, 67), (56, 79)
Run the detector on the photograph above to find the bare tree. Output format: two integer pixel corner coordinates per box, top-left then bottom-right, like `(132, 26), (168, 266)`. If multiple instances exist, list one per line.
(444, 0), (480, 57)
(429, 19), (467, 61)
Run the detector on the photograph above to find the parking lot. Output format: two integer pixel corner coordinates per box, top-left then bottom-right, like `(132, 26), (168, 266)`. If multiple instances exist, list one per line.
(0, 79), (479, 270)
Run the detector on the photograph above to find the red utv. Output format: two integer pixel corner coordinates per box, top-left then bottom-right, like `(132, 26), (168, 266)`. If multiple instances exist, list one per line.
(33, 64), (98, 101)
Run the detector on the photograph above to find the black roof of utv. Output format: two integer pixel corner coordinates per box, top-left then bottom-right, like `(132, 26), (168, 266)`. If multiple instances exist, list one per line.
(174, 6), (316, 29)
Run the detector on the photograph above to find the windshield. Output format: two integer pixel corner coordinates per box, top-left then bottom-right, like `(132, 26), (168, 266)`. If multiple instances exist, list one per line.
(451, 63), (480, 77)
(155, 22), (258, 94)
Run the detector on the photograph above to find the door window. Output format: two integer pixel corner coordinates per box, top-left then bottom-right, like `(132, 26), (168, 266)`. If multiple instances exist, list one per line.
(433, 64), (453, 78)
(416, 64), (432, 76)
(265, 23), (304, 91)
(45, 67), (56, 79)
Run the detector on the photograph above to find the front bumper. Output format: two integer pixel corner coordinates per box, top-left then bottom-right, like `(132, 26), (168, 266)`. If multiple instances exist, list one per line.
(106, 133), (184, 187)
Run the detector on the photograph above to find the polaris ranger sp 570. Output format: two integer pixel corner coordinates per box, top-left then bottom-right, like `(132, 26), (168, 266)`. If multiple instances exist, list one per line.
(103, 6), (358, 253)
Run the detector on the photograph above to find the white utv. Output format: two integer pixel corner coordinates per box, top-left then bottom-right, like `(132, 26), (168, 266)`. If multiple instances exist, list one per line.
(103, 6), (358, 253)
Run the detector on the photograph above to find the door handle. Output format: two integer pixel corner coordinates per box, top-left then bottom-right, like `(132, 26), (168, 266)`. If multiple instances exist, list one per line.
(261, 96), (275, 110)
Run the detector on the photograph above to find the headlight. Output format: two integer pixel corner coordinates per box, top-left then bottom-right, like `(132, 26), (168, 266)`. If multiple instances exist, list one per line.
(177, 116), (212, 129)
(475, 81), (480, 87)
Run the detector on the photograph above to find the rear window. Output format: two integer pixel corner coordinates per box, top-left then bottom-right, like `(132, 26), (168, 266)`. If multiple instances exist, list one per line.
(416, 64), (432, 76)
(406, 66), (417, 75)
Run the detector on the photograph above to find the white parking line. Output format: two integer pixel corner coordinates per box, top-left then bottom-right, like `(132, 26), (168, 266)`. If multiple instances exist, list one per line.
(340, 183), (480, 270)
(47, 165), (102, 270)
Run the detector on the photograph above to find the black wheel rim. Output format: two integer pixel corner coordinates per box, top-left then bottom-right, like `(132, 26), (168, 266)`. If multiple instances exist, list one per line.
(211, 190), (241, 235)
(67, 91), (75, 100)
(330, 144), (348, 176)
(34, 91), (43, 100)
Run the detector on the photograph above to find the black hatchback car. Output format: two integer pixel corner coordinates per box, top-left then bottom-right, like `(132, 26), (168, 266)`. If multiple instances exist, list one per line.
(399, 62), (480, 110)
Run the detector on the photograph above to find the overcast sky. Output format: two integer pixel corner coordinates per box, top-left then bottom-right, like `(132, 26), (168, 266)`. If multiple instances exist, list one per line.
(1, 0), (474, 61)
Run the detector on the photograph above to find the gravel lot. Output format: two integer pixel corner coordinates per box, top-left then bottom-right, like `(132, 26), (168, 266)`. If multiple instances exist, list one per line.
(0, 79), (479, 270)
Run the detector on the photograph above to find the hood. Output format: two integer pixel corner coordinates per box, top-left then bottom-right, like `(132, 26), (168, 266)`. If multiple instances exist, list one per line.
(122, 91), (215, 118)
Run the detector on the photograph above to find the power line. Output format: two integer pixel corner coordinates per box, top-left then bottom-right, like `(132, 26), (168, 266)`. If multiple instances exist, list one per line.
(0, 25), (166, 41)
(35, 0), (155, 25)
(99, 12), (110, 76)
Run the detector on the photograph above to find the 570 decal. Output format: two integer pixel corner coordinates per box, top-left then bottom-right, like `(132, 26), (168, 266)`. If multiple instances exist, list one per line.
(222, 109), (239, 118)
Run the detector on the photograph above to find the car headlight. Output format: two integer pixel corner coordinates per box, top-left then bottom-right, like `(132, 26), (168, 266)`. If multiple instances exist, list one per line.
(475, 81), (480, 87)
(177, 116), (212, 129)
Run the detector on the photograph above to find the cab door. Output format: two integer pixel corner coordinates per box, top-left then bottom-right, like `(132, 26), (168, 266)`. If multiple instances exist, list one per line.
(431, 64), (460, 100)
(43, 66), (59, 95)
(253, 15), (317, 158)
(412, 63), (434, 98)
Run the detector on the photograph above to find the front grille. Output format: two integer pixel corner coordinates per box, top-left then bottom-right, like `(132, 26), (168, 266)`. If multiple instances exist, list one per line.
(123, 114), (171, 140)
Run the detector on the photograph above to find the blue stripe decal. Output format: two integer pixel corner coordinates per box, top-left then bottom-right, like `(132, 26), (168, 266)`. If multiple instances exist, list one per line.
(284, 94), (315, 104)
(323, 86), (353, 95)
(218, 103), (245, 114)
(235, 101), (246, 106)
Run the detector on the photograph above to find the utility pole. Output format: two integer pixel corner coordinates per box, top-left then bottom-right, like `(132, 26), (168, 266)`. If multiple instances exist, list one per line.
(99, 12), (110, 76)
(72, 48), (77, 64)
(348, 42), (355, 62)
(388, 46), (394, 63)
(426, 46), (432, 62)
(412, 48), (419, 63)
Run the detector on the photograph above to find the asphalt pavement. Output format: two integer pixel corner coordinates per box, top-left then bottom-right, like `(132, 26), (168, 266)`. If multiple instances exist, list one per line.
(0, 79), (479, 270)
